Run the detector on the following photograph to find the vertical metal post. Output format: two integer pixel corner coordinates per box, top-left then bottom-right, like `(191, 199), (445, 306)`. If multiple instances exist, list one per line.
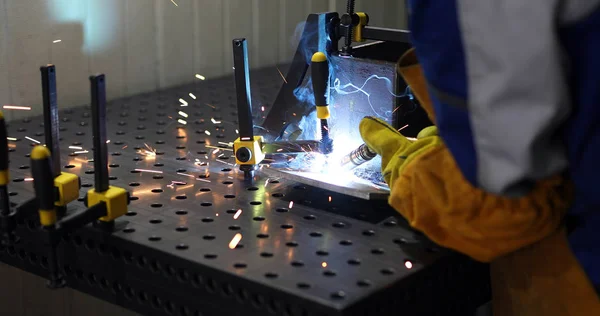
(90, 75), (109, 192)
(40, 65), (61, 177)
(233, 38), (254, 141)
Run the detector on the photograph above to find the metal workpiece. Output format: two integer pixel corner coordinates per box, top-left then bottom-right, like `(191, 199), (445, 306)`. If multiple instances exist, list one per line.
(0, 66), (490, 316)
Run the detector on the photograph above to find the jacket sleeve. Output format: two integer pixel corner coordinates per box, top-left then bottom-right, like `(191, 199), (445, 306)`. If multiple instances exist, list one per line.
(391, 0), (576, 261)
(407, 0), (570, 197)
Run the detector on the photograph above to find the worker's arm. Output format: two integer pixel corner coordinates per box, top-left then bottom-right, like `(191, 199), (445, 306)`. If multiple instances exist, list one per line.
(362, 0), (577, 262)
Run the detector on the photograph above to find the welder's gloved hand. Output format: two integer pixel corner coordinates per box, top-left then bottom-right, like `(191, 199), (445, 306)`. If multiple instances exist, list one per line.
(359, 116), (440, 185)
(357, 47), (573, 264)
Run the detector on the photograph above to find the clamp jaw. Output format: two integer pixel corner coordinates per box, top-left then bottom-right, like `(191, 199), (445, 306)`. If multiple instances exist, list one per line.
(29, 73), (129, 289)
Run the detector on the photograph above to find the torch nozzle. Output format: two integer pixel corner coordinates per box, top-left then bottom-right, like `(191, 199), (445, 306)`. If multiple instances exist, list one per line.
(339, 143), (377, 169)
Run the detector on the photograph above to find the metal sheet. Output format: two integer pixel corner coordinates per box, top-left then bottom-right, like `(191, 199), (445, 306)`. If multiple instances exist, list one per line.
(261, 167), (389, 200)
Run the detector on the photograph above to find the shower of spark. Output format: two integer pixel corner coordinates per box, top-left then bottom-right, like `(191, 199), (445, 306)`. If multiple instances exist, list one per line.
(228, 233), (242, 249)
(233, 209), (242, 219)
(170, 0), (178, 6)
(25, 136), (40, 144)
(189, 93), (197, 99)
(134, 169), (163, 174)
(3, 105), (31, 110)
(276, 67), (288, 84)
(195, 74), (206, 80)
(179, 98), (188, 106)
(178, 111), (188, 118)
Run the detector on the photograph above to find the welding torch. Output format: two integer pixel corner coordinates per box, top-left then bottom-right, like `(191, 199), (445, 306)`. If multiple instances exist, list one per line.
(311, 52), (333, 154)
(339, 143), (377, 170)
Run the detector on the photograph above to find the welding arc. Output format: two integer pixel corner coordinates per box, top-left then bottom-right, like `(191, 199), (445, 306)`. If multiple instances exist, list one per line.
(311, 52), (333, 154)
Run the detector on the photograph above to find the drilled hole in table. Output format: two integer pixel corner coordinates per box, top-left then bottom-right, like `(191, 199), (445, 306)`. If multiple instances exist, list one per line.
(129, 182), (140, 187)
(276, 208), (289, 213)
(332, 222), (346, 228)
(233, 263), (247, 269)
(371, 248), (385, 255)
(265, 272), (278, 279)
(176, 226), (188, 232)
(125, 212), (137, 217)
(150, 219), (162, 224)
(154, 163), (164, 167)
(384, 220), (398, 227)
(256, 234), (269, 239)
(201, 217), (214, 223)
(303, 215), (316, 220)
(222, 181), (233, 185)
(129, 196), (139, 201)
(381, 268), (395, 275)
(84, 170), (94, 174)
(175, 195), (187, 200)
(201, 202), (212, 207)
(203, 234), (215, 240)
(250, 201), (262, 206)
(109, 176), (117, 180)
(323, 270), (336, 277)
(151, 203), (163, 208)
(285, 241), (298, 247)
(253, 216), (265, 221)
(362, 230), (376, 236)
(393, 238), (408, 245)
(149, 236), (161, 242)
(198, 174), (210, 179)
(123, 228), (135, 233)
(204, 254), (217, 259)
(224, 194), (235, 199)
(199, 188), (211, 192)
(221, 168), (232, 172)
(260, 252), (273, 258)
(357, 280), (371, 287)
(175, 210), (188, 215)
(296, 283), (311, 289)
(229, 225), (241, 231)
(309, 232), (323, 237)
(340, 240), (353, 246)
(348, 258), (361, 266)
(152, 189), (163, 193)
(130, 170), (140, 174)
(176, 244), (189, 250)
(247, 187), (258, 191)
(153, 175), (163, 179)
(291, 261), (304, 267)
(331, 291), (346, 300)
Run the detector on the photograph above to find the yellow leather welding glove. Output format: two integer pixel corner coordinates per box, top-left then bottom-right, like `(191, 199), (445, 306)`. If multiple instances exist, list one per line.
(359, 48), (572, 262)
(363, 47), (599, 316)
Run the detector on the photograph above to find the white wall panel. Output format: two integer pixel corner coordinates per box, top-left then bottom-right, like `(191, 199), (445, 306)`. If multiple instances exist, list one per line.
(0, 0), (12, 120)
(87, 0), (127, 100)
(156, 0), (194, 89)
(125, 0), (158, 95)
(0, 0), (408, 119)
(5, 0), (52, 120)
(48, 0), (89, 112)
(193, 0), (224, 79)
(223, 0), (254, 72)
(254, 0), (280, 69)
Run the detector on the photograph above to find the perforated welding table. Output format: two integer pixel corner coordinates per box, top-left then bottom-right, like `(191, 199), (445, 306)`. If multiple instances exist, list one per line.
(0, 67), (490, 316)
